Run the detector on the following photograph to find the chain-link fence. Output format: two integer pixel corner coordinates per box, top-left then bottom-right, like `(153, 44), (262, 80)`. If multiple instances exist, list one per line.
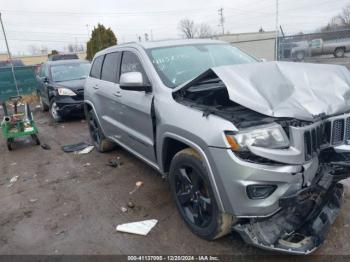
(278, 29), (350, 66)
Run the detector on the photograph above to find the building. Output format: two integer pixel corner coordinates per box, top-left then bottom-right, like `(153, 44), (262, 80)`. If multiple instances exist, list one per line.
(0, 52), (87, 66)
(212, 31), (276, 61)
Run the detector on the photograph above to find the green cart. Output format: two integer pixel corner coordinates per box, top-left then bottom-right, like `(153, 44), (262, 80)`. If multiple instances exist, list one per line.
(1, 97), (40, 150)
(0, 12), (40, 151)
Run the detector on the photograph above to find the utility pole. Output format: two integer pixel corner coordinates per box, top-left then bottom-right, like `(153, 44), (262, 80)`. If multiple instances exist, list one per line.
(0, 12), (19, 96)
(218, 8), (225, 35)
(86, 24), (90, 39)
(275, 0), (279, 60)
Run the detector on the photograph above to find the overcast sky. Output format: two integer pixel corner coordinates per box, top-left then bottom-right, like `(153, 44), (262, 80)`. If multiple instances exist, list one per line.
(0, 0), (349, 55)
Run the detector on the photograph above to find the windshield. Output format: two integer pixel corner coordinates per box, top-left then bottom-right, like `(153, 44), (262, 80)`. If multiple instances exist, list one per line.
(147, 43), (257, 88)
(51, 63), (90, 82)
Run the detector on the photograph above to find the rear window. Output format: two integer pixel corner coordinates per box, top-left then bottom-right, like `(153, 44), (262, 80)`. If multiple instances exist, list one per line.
(101, 52), (121, 83)
(50, 54), (79, 61)
(90, 56), (104, 79)
(51, 62), (90, 82)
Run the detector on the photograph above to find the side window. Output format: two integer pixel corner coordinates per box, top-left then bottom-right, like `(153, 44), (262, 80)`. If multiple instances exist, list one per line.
(90, 55), (104, 79)
(121, 51), (149, 84)
(44, 65), (49, 77)
(101, 52), (122, 83)
(38, 64), (45, 77)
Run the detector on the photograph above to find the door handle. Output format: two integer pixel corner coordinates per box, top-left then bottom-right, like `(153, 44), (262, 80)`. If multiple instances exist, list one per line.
(114, 91), (122, 97)
(93, 85), (99, 90)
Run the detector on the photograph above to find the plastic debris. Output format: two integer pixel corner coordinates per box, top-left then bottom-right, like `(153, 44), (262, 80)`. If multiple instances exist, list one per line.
(83, 163), (91, 167)
(116, 219), (158, 236)
(75, 146), (94, 155)
(129, 181), (144, 195)
(127, 201), (135, 209)
(61, 142), (92, 153)
(107, 157), (122, 168)
(10, 162), (17, 166)
(41, 144), (51, 150)
(29, 198), (38, 203)
(121, 207), (128, 213)
(10, 176), (19, 183)
(7, 175), (19, 187)
(55, 230), (65, 235)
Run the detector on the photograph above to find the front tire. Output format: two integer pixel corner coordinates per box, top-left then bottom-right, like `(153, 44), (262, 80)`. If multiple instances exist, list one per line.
(50, 99), (62, 122)
(169, 148), (233, 240)
(87, 110), (115, 152)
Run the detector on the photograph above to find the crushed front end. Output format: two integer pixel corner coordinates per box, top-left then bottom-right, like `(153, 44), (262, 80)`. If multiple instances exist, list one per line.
(231, 115), (350, 254)
(172, 62), (350, 254)
(234, 166), (344, 254)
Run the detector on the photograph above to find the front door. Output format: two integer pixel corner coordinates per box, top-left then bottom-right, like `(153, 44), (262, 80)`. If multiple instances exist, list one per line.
(117, 51), (156, 164)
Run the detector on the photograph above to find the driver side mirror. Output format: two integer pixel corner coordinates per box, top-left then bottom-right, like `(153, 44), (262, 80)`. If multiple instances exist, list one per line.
(120, 72), (151, 92)
(42, 76), (49, 83)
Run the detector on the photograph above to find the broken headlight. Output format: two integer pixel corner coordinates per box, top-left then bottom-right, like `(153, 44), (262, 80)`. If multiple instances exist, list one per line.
(225, 124), (289, 151)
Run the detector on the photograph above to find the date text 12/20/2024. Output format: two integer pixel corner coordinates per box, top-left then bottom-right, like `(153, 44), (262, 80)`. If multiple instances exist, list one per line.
(127, 256), (220, 261)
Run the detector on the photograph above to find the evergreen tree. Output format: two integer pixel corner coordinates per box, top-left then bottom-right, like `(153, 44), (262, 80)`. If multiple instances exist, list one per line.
(86, 24), (117, 60)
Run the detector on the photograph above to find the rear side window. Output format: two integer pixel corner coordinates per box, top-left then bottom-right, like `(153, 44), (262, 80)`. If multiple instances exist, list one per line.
(101, 52), (121, 83)
(90, 55), (104, 79)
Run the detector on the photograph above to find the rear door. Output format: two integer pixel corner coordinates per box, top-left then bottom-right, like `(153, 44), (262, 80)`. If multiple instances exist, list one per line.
(117, 50), (156, 163)
(36, 63), (50, 104)
(97, 51), (124, 138)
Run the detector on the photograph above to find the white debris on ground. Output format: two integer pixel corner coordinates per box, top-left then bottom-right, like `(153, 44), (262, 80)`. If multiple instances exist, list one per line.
(7, 175), (19, 187)
(74, 146), (94, 155)
(116, 219), (158, 236)
(129, 181), (144, 195)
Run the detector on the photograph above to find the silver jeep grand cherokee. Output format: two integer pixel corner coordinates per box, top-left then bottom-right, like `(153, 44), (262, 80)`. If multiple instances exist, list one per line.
(84, 39), (350, 254)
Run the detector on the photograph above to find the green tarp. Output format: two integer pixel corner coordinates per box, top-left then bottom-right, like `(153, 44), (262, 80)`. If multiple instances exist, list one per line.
(0, 66), (38, 102)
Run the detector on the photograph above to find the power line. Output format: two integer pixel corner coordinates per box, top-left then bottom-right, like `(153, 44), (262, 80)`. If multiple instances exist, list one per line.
(0, 38), (86, 44)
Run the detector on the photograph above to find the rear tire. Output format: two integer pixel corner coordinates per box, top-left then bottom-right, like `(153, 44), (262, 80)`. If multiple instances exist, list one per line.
(6, 139), (12, 151)
(169, 148), (233, 240)
(87, 110), (116, 152)
(334, 47), (345, 58)
(295, 51), (305, 61)
(31, 134), (40, 145)
(39, 95), (49, 112)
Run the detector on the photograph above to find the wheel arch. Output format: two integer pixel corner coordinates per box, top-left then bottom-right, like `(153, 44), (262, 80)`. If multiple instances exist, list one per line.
(160, 132), (225, 212)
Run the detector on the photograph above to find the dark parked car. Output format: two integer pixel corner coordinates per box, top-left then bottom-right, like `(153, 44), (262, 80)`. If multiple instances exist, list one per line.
(36, 59), (90, 121)
(48, 53), (79, 61)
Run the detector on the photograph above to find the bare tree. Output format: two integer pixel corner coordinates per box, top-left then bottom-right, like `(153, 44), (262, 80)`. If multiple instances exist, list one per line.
(197, 23), (213, 38)
(321, 4), (350, 32)
(178, 19), (197, 39)
(27, 45), (41, 55)
(338, 4), (350, 26)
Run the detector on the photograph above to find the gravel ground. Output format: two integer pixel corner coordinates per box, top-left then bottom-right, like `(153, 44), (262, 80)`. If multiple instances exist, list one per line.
(0, 107), (350, 257)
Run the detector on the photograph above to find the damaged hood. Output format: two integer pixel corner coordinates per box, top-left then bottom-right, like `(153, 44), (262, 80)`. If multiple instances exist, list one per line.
(177, 61), (350, 121)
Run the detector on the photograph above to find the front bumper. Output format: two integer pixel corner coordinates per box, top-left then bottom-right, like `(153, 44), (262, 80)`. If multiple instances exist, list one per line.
(55, 96), (84, 117)
(208, 147), (318, 217)
(233, 179), (344, 254)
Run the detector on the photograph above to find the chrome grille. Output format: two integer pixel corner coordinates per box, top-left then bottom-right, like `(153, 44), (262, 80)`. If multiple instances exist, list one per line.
(346, 118), (350, 143)
(304, 125), (324, 160)
(332, 119), (345, 145)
